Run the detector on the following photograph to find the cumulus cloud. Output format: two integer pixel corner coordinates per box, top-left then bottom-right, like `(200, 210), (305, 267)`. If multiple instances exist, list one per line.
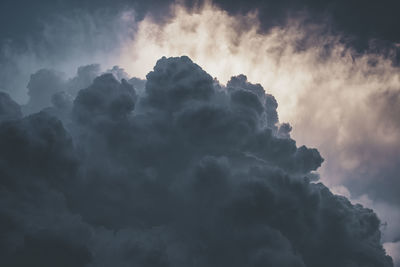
(20, 64), (136, 118)
(24, 69), (66, 114)
(0, 56), (393, 266)
(1, 0), (399, 264)
(118, 6), (400, 262)
(73, 73), (136, 123)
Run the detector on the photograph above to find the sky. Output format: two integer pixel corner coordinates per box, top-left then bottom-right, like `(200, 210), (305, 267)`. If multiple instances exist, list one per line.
(0, 0), (399, 266)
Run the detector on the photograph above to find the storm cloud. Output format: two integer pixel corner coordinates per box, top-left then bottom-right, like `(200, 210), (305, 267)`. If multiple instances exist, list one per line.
(0, 0), (399, 265)
(119, 5), (400, 263)
(0, 56), (393, 266)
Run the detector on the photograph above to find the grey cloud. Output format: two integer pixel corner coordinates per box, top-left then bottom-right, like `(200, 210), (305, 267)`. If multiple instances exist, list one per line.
(0, 56), (393, 266)
(2, 0), (399, 52)
(278, 122), (292, 138)
(209, 0), (400, 52)
(24, 69), (66, 114)
(0, 91), (22, 122)
(106, 66), (131, 81)
(144, 56), (215, 111)
(371, 89), (400, 131)
(73, 73), (136, 123)
(128, 77), (147, 95)
(21, 64), (137, 121)
(227, 74), (279, 129)
(67, 64), (101, 98)
(0, 8), (137, 103)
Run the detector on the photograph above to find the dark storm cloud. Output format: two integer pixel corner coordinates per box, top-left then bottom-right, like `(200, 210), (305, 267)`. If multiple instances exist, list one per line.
(0, 4), (138, 102)
(73, 73), (136, 123)
(0, 112), (92, 267)
(0, 91), (22, 122)
(0, 56), (393, 266)
(24, 69), (66, 114)
(21, 64), (128, 116)
(2, 0), (400, 43)
(1, 0), (399, 55)
(0, 0), (176, 43)
(67, 64), (101, 98)
(209, 0), (400, 51)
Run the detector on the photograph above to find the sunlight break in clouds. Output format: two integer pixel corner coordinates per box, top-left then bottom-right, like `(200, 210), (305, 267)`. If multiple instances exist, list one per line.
(117, 1), (400, 260)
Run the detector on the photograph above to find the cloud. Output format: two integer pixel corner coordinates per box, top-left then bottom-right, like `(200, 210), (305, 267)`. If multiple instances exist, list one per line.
(67, 64), (102, 97)
(0, 8), (139, 103)
(24, 69), (66, 114)
(0, 56), (393, 266)
(1, 1), (399, 264)
(73, 73), (136, 124)
(118, 6), (400, 263)
(209, 0), (400, 49)
(0, 91), (22, 122)
(385, 242), (400, 267)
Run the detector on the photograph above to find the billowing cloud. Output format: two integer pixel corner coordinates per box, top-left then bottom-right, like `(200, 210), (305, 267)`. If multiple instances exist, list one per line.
(24, 69), (66, 113)
(0, 56), (393, 266)
(1, 0), (400, 265)
(117, 5), (400, 262)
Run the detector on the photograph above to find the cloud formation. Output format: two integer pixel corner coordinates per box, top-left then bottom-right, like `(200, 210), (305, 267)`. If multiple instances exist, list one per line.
(0, 56), (393, 266)
(1, 0), (399, 264)
(118, 6), (400, 262)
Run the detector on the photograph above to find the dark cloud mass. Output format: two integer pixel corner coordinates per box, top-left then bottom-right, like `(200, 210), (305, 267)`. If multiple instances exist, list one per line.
(0, 92), (22, 121)
(1, 0), (399, 51)
(24, 69), (66, 114)
(210, 0), (400, 48)
(0, 56), (393, 266)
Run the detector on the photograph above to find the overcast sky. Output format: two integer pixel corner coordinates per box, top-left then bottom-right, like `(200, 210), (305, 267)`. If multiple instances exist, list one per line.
(0, 0), (399, 266)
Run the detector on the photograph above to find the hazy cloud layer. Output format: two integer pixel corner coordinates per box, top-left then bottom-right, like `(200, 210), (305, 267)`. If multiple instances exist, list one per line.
(0, 9), (138, 103)
(1, 0), (399, 49)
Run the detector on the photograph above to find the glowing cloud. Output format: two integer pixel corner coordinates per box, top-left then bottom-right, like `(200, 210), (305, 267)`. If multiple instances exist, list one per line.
(115, 2), (400, 260)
